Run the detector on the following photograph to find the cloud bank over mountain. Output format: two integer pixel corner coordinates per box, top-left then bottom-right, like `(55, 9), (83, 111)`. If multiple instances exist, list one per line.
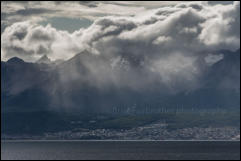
(2, 1), (239, 59)
(1, 1), (240, 95)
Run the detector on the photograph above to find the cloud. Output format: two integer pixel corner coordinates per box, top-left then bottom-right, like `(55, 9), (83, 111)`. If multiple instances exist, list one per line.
(153, 36), (172, 45)
(15, 7), (57, 16)
(204, 54), (224, 66)
(1, 1), (240, 93)
(1, 21), (83, 61)
(199, 1), (240, 50)
(0, 1), (148, 33)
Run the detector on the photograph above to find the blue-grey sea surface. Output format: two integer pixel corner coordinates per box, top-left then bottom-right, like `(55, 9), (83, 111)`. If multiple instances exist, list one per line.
(1, 141), (240, 160)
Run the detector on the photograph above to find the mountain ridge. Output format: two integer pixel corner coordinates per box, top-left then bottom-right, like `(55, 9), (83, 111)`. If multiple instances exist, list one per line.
(1, 49), (240, 113)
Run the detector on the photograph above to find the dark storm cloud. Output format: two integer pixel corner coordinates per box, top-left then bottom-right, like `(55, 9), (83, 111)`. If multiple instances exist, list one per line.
(12, 28), (27, 40)
(78, 1), (99, 8)
(30, 29), (54, 42)
(208, 1), (234, 5)
(176, 2), (204, 11)
(88, 17), (138, 43)
(16, 8), (58, 16)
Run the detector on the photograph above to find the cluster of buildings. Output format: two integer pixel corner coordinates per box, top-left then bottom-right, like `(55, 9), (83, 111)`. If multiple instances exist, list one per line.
(3, 121), (239, 141)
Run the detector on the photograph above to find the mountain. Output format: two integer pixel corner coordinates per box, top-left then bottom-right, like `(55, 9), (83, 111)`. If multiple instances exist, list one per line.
(178, 49), (240, 109)
(6, 57), (25, 64)
(1, 49), (240, 113)
(36, 55), (52, 64)
(205, 49), (240, 91)
(1, 58), (54, 113)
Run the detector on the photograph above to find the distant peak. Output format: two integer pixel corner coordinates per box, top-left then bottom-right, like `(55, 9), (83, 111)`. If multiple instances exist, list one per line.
(7, 57), (25, 64)
(42, 55), (48, 59)
(36, 55), (52, 64)
(236, 48), (240, 53)
(67, 50), (92, 61)
(77, 50), (92, 56)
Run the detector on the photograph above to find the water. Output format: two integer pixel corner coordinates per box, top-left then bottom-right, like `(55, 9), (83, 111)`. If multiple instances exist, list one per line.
(1, 141), (240, 160)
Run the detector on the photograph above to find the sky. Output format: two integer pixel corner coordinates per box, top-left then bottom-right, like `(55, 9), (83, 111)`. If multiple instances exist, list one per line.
(1, 1), (189, 34)
(1, 1), (240, 62)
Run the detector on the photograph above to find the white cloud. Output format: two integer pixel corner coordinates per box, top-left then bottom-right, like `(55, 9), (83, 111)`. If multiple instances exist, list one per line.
(1, 21), (84, 61)
(204, 54), (224, 66)
(153, 36), (172, 45)
(198, 1), (240, 50)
